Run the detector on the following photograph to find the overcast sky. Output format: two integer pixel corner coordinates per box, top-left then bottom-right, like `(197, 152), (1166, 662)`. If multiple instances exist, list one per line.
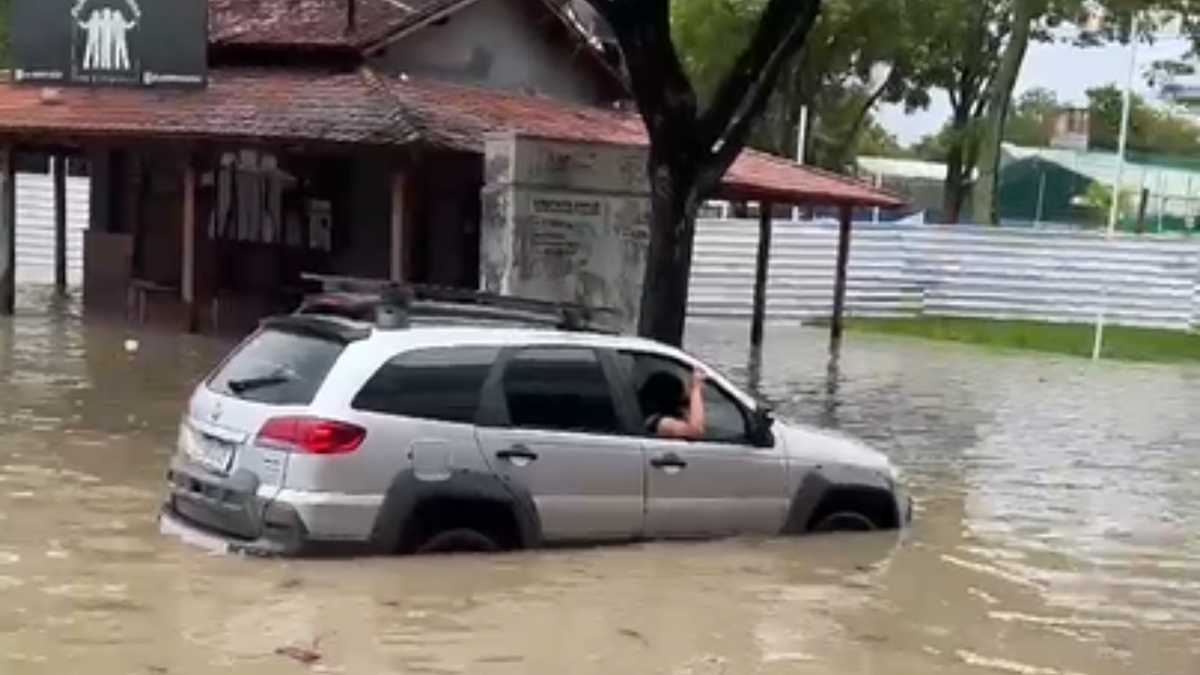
(875, 36), (1193, 145)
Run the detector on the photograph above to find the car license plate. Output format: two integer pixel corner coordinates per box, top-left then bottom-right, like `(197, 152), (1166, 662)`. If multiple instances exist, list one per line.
(182, 429), (235, 472)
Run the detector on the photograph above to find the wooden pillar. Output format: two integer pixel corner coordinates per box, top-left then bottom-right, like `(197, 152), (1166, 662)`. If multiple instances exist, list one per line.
(53, 155), (68, 293)
(389, 173), (406, 281)
(0, 147), (14, 316)
(181, 159), (198, 332)
(749, 201), (774, 347)
(829, 203), (853, 356)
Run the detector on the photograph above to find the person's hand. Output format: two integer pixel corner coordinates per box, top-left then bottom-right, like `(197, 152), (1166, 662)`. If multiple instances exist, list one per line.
(690, 368), (706, 390)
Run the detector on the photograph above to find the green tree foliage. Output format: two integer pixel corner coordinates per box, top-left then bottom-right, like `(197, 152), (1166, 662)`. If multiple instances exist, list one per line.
(668, 0), (1199, 230)
(585, 0), (824, 345)
(911, 0), (1004, 222)
(915, 87), (1088, 159)
(856, 123), (914, 158)
(915, 84), (1200, 157)
(969, 0), (1200, 224)
(1085, 83), (1200, 154)
(898, 0), (1190, 224)
(672, 0), (931, 172)
(1002, 87), (1062, 145)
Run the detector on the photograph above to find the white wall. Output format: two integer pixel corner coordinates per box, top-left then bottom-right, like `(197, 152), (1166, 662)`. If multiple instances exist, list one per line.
(482, 133), (649, 330)
(14, 172), (90, 286)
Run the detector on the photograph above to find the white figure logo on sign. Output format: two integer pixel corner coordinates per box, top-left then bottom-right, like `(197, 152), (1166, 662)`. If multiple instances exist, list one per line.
(73, 0), (142, 72)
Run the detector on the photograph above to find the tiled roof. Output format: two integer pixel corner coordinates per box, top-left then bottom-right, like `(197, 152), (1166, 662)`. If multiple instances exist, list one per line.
(390, 74), (646, 148)
(724, 152), (906, 208)
(0, 69), (415, 146)
(0, 64), (902, 207)
(389, 76), (905, 208)
(209, 0), (463, 49)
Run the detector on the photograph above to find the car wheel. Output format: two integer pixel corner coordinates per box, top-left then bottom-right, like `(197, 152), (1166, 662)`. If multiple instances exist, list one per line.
(812, 511), (877, 533)
(414, 528), (503, 555)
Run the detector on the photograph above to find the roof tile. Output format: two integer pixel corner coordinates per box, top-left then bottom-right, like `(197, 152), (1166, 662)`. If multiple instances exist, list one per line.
(209, 0), (460, 49)
(0, 69), (414, 145)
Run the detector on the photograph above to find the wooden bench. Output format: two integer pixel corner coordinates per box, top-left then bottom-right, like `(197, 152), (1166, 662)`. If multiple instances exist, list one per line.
(126, 279), (178, 324)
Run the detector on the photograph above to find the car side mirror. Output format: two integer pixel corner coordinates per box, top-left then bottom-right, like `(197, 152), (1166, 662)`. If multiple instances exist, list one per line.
(749, 406), (775, 447)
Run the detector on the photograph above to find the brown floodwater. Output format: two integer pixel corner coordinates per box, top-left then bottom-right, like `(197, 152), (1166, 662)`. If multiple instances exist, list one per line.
(0, 288), (1197, 674)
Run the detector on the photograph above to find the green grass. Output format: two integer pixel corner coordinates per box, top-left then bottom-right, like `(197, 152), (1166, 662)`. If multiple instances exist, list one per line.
(848, 316), (1200, 363)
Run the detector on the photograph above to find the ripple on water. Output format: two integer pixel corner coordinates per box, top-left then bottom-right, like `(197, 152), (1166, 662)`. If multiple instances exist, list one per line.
(0, 315), (1197, 674)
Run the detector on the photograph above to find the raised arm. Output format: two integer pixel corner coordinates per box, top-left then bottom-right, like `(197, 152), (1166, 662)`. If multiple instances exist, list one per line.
(656, 369), (707, 440)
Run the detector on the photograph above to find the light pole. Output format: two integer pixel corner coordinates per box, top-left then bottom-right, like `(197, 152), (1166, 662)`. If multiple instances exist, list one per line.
(1090, 11), (1139, 361)
(792, 106), (808, 222)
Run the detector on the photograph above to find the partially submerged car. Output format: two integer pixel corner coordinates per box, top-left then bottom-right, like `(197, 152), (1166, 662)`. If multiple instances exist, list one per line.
(159, 282), (912, 556)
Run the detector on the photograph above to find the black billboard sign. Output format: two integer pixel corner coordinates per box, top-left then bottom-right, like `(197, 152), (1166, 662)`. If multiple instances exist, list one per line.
(9, 0), (208, 89)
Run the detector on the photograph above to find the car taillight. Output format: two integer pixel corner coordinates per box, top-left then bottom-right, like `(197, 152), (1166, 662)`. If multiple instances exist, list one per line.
(255, 416), (366, 455)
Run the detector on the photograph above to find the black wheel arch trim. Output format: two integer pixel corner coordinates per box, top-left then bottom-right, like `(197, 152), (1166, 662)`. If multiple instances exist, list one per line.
(781, 465), (901, 535)
(369, 468), (543, 553)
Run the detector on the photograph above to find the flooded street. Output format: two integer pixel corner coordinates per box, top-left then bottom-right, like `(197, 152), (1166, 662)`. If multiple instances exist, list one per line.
(0, 289), (1197, 675)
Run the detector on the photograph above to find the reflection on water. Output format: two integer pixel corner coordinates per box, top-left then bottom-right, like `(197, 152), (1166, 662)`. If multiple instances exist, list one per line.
(0, 290), (1198, 674)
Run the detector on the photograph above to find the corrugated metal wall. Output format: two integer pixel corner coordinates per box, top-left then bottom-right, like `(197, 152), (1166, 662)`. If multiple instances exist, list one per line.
(14, 172), (90, 286)
(13, 180), (1200, 332)
(689, 220), (1200, 331)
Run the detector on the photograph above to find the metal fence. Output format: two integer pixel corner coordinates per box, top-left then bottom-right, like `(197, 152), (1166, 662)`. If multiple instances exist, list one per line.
(13, 172), (89, 285)
(13, 177), (1200, 331)
(689, 219), (1200, 331)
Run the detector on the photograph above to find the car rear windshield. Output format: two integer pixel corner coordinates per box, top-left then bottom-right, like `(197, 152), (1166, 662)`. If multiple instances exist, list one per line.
(207, 327), (345, 405)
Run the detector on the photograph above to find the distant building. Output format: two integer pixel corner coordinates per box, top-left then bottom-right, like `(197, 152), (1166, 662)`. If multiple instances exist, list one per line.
(858, 146), (1200, 232)
(855, 156), (972, 222)
(1048, 108), (1090, 152)
(996, 144), (1200, 232)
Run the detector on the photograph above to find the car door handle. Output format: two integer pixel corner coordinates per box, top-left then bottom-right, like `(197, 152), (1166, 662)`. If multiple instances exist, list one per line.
(496, 445), (539, 462)
(650, 452), (687, 469)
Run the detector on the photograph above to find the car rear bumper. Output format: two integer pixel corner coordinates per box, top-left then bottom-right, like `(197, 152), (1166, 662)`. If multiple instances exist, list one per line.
(159, 461), (319, 557)
(159, 463), (383, 557)
(159, 495), (311, 557)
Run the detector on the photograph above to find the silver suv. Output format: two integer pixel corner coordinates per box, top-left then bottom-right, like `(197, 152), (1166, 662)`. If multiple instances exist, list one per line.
(159, 282), (912, 557)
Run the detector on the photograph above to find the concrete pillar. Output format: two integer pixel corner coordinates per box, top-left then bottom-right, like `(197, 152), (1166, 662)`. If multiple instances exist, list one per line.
(480, 131), (650, 331)
(389, 173), (407, 281)
(54, 155), (68, 293)
(749, 202), (774, 347)
(181, 160), (198, 332)
(829, 203), (854, 357)
(0, 147), (14, 315)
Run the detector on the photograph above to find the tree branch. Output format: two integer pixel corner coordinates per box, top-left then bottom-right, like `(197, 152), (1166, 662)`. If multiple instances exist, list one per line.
(590, 0), (697, 145)
(698, 0), (822, 189)
(698, 0), (821, 147)
(832, 72), (898, 167)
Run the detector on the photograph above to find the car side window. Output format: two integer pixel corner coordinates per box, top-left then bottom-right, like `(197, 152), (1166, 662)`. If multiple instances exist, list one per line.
(501, 347), (623, 435)
(617, 351), (751, 444)
(352, 346), (500, 424)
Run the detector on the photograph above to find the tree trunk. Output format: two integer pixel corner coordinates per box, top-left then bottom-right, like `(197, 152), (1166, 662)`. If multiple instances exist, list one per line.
(638, 158), (699, 346)
(972, 1), (1034, 225)
(942, 107), (970, 224)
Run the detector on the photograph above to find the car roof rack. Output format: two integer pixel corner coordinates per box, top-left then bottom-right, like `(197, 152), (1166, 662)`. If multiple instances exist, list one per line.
(295, 274), (621, 334)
